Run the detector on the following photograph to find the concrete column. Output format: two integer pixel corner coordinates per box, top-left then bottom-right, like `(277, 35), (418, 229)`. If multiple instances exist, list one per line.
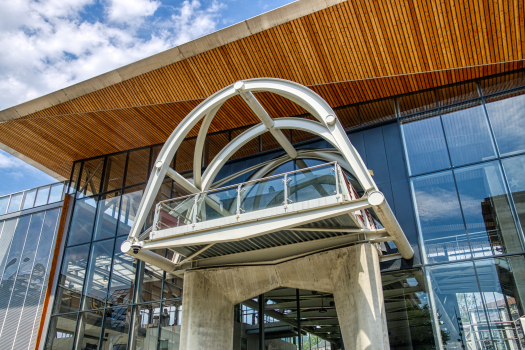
(333, 243), (389, 350)
(179, 270), (234, 350)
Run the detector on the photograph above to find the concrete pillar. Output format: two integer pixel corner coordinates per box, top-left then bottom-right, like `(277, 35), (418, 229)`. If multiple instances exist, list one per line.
(179, 271), (235, 350)
(333, 243), (389, 350)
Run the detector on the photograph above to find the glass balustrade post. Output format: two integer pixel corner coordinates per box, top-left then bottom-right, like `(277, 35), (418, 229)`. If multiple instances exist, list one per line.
(192, 194), (199, 226)
(283, 173), (288, 208)
(236, 184), (242, 217)
(153, 204), (160, 230)
(334, 163), (340, 197)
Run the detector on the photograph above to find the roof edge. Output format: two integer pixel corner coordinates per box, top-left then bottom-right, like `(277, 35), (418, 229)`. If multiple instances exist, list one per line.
(0, 0), (343, 123)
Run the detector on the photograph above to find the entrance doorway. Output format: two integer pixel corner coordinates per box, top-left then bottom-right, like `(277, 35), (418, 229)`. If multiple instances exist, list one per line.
(235, 288), (341, 350)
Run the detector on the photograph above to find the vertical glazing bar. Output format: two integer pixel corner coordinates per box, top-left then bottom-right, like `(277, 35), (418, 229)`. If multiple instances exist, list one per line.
(258, 294), (265, 350)
(296, 289), (301, 350)
(5, 195), (11, 215)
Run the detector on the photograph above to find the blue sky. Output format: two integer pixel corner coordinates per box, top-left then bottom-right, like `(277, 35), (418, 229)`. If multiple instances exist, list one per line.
(0, 0), (295, 196)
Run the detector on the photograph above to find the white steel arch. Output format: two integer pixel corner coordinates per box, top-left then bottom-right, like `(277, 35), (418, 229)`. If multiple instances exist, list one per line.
(126, 78), (377, 242)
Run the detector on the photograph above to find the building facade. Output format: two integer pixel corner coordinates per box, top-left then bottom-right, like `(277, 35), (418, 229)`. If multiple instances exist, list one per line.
(0, 0), (524, 349)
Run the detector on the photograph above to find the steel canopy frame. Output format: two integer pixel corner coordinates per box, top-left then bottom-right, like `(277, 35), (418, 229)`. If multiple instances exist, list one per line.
(121, 78), (414, 271)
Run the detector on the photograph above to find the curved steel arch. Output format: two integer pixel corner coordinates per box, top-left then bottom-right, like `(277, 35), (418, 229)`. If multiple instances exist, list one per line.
(127, 78), (376, 241)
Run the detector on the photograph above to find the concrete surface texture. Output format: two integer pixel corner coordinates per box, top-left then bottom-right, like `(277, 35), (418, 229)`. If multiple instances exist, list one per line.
(179, 243), (389, 350)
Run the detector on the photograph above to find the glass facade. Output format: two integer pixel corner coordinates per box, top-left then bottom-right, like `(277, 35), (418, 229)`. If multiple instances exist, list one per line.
(0, 207), (61, 350)
(41, 70), (525, 350)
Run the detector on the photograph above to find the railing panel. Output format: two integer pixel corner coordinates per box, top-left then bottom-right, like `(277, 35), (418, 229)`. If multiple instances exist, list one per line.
(197, 186), (238, 222)
(287, 164), (336, 205)
(157, 196), (195, 229)
(241, 175), (286, 214)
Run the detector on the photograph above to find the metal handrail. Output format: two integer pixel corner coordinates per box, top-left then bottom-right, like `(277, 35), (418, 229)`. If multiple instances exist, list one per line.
(157, 161), (339, 206)
(154, 161), (343, 229)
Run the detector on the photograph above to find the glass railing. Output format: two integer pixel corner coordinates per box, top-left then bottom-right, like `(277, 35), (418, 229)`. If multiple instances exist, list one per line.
(0, 181), (69, 216)
(154, 162), (361, 230)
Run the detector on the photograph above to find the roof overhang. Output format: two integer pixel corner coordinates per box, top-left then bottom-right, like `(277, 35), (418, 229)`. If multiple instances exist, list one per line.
(0, 0), (523, 179)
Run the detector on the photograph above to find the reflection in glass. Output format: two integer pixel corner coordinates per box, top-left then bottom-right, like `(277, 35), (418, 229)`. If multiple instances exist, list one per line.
(118, 185), (145, 236)
(0, 196), (9, 214)
(100, 307), (131, 350)
(402, 114), (451, 175)
(475, 257), (525, 350)
(69, 162), (81, 195)
(441, 103), (496, 166)
(382, 269), (435, 349)
(82, 239), (115, 310)
(455, 162), (521, 256)
(93, 191), (121, 241)
(197, 186), (238, 222)
(44, 313), (77, 350)
(163, 272), (183, 300)
(502, 154), (525, 236)
(54, 244), (90, 314)
(134, 303), (161, 350)
(288, 163), (336, 204)
(159, 300), (182, 350)
(485, 91), (525, 156)
(75, 311), (103, 350)
(412, 171), (469, 263)
(68, 196), (97, 246)
(125, 148), (150, 187)
(101, 153), (127, 192)
(142, 259), (164, 302)
(241, 176), (285, 213)
(7, 192), (23, 213)
(35, 186), (50, 207)
(49, 183), (64, 203)
(79, 158), (105, 197)
(22, 189), (37, 210)
(107, 237), (136, 307)
(427, 261), (491, 350)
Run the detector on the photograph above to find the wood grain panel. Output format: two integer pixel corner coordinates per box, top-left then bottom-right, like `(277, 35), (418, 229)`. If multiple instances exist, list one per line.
(1, 0), (524, 178)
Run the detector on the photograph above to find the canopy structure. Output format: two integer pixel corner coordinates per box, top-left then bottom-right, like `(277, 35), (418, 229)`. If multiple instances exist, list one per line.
(120, 78), (414, 273)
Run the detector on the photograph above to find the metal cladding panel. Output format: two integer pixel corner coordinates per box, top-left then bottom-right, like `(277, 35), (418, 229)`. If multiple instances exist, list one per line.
(0, 208), (61, 350)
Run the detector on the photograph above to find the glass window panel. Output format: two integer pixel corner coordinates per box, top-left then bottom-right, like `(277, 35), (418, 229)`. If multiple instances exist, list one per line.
(288, 163), (336, 204)
(176, 139), (196, 173)
(159, 299), (182, 350)
(455, 162), (522, 257)
(93, 191), (122, 241)
(22, 189), (37, 210)
(442, 102), (497, 166)
(44, 313), (77, 350)
(7, 192), (23, 213)
(142, 258), (164, 302)
(0, 219), (18, 283)
(35, 185), (51, 207)
(206, 132), (230, 165)
(335, 106), (359, 130)
(231, 127), (259, 160)
(101, 153), (126, 192)
(382, 269), (435, 350)
(100, 307), (131, 350)
(412, 171), (469, 263)
(427, 261), (492, 350)
(69, 162), (81, 195)
(54, 244), (90, 314)
(79, 157), (105, 197)
(241, 176), (285, 213)
(163, 252), (183, 300)
(481, 71), (525, 95)
(359, 98), (395, 126)
(68, 196), (97, 246)
(134, 303), (161, 350)
(82, 239), (115, 310)
(402, 112), (451, 175)
(475, 256), (525, 350)
(261, 131), (284, 152)
(117, 185), (145, 236)
(146, 178), (173, 230)
(125, 148), (150, 187)
(107, 237), (136, 308)
(485, 90), (525, 156)
(0, 196), (9, 214)
(74, 311), (103, 350)
(49, 183), (65, 203)
(502, 154), (525, 235)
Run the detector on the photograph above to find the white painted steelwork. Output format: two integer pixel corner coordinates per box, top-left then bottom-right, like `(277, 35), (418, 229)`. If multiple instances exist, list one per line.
(122, 78), (414, 273)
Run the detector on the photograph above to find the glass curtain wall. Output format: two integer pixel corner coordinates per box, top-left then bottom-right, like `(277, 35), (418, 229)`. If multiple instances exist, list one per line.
(402, 73), (525, 350)
(46, 69), (525, 350)
(0, 208), (61, 350)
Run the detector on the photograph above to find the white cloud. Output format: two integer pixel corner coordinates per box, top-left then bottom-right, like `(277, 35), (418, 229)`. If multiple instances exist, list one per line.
(106, 0), (160, 25)
(0, 0), (225, 110)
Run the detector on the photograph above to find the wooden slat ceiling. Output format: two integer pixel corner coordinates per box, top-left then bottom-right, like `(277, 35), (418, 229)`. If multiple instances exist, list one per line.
(0, 0), (524, 179)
